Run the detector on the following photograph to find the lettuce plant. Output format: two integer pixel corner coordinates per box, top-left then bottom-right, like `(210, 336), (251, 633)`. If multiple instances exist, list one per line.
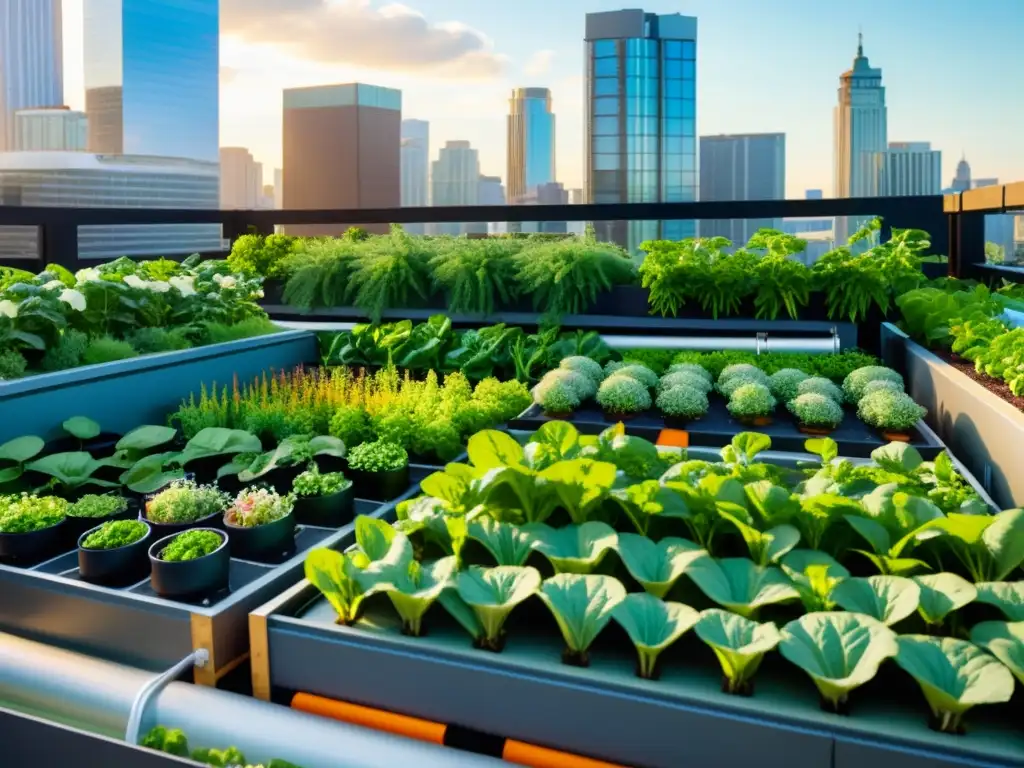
(596, 375), (652, 415)
(523, 521), (618, 574)
(715, 504), (801, 566)
(781, 550), (849, 611)
(608, 480), (688, 536)
(894, 635), (1015, 734)
(693, 609), (781, 695)
(0, 434), (45, 485)
(788, 393), (843, 429)
(829, 575), (920, 626)
(974, 581), (1024, 621)
(656, 385), (709, 420)
(558, 356), (605, 386)
(843, 494), (943, 576)
(663, 474), (746, 552)
(160, 530), (223, 562)
(913, 573), (977, 628)
(969, 621), (1024, 685)
(685, 557), (799, 618)
(929, 509), (1024, 582)
(843, 366), (904, 403)
(369, 556), (458, 636)
(0, 494), (68, 533)
(305, 548), (368, 625)
(796, 376), (845, 403)
(768, 368), (809, 402)
(537, 573), (626, 666)
(541, 458), (617, 524)
(778, 612), (898, 713)
(347, 439), (408, 473)
(616, 533), (706, 597)
(466, 517), (534, 566)
(659, 369), (712, 395)
(796, 494), (863, 550)
(456, 565), (541, 651)
(613, 593), (700, 679)
(727, 383), (777, 420)
(857, 389), (927, 433)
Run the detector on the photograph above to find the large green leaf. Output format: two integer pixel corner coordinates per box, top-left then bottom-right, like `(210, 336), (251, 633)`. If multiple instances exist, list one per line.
(304, 549), (365, 625)
(456, 566), (541, 648)
(744, 481), (799, 525)
(686, 557), (799, 618)
(523, 521), (618, 574)
(467, 430), (523, 470)
(969, 621), (1024, 685)
(371, 557), (458, 636)
(524, 421), (582, 469)
(118, 452), (184, 493)
(931, 509), (1024, 582)
(467, 517), (534, 566)
(913, 573), (977, 626)
(870, 442), (923, 474)
(616, 533), (707, 598)
(974, 581), (1024, 621)
(781, 549), (849, 611)
(717, 506), (800, 566)
(778, 612), (898, 710)
(115, 425), (177, 453)
(62, 416), (101, 440)
(537, 573), (627, 658)
(612, 593), (700, 679)
(693, 609), (781, 694)
(26, 451), (117, 489)
(540, 458), (617, 524)
(353, 516), (412, 570)
(179, 428), (262, 465)
(830, 576), (920, 626)
(609, 480), (688, 536)
(894, 635), (1015, 733)
(0, 435), (44, 464)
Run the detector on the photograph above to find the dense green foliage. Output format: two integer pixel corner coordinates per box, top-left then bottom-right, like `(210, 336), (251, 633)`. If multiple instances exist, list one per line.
(0, 493), (67, 533)
(160, 529), (224, 562)
(347, 439), (409, 473)
(81, 519), (148, 550)
(623, 348), (879, 380)
(226, 488), (293, 527)
(141, 724), (303, 767)
(146, 481), (228, 524)
(293, 467), (351, 498)
(69, 494), (129, 519)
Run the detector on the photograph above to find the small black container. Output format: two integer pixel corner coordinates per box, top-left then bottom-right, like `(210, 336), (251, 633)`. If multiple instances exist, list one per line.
(64, 496), (139, 545)
(261, 463), (304, 493)
(77, 520), (152, 586)
(0, 518), (66, 564)
(149, 529), (230, 600)
(143, 507), (224, 540)
(224, 509), (296, 561)
(293, 484), (355, 528)
(350, 465), (410, 502)
(183, 456), (231, 485)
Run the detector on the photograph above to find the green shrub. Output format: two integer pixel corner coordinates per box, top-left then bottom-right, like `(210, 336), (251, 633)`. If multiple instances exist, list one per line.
(659, 369), (711, 395)
(797, 376), (845, 403)
(83, 336), (138, 365)
(719, 363), (766, 384)
(0, 349), (27, 379)
(81, 520), (149, 550)
(328, 405), (371, 446)
(535, 378), (581, 414)
(861, 378), (904, 399)
(346, 226), (434, 322)
(768, 368), (809, 402)
(160, 529), (224, 562)
(620, 348), (676, 375)
(666, 362), (713, 385)
(843, 366), (905, 403)
(0, 494), (68, 533)
(718, 372), (768, 399)
(127, 327), (192, 354)
(146, 481), (228, 524)
(857, 389), (926, 432)
(69, 494), (129, 519)
(41, 329), (89, 371)
(670, 349), (878, 381)
(788, 393), (844, 428)
(727, 382), (777, 419)
(347, 439), (409, 472)
(656, 385), (709, 419)
(596, 374), (652, 414)
(430, 237), (521, 315)
(227, 233), (296, 278)
(558, 355), (605, 385)
(200, 317), (278, 345)
(609, 363), (658, 389)
(541, 369), (596, 400)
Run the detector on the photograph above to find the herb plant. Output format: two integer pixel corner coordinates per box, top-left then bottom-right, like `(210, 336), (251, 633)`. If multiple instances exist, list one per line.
(293, 467), (351, 498)
(160, 529), (224, 562)
(796, 376), (845, 403)
(146, 481), (228, 524)
(558, 355), (605, 385)
(81, 519), (149, 550)
(843, 366), (905, 403)
(609, 364), (658, 390)
(596, 375), (652, 415)
(718, 372), (768, 399)
(656, 385), (709, 420)
(768, 368), (809, 402)
(534, 378), (581, 415)
(857, 390), (927, 432)
(225, 488), (293, 528)
(788, 393), (843, 429)
(727, 383), (777, 420)
(347, 440), (408, 473)
(0, 494), (68, 533)
(69, 494), (129, 519)
(659, 369), (712, 395)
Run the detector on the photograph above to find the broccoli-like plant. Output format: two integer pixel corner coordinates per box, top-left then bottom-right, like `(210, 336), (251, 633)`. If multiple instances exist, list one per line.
(788, 393), (844, 430)
(666, 362), (713, 386)
(558, 356), (605, 386)
(0, 349), (27, 380)
(535, 378), (581, 415)
(727, 383), (777, 421)
(81, 519), (149, 550)
(540, 368), (596, 400)
(347, 439), (409, 473)
(857, 389), (927, 434)
(225, 487), (293, 528)
(768, 368), (809, 403)
(719, 372), (769, 399)
(656, 385), (709, 420)
(861, 378), (904, 399)
(140, 725), (190, 756)
(596, 374), (652, 416)
(659, 370), (712, 395)
(719, 363), (768, 385)
(797, 376), (845, 403)
(609, 364), (659, 389)
(69, 494), (129, 519)
(160, 529), (224, 562)
(843, 366), (905, 403)
(0, 494), (68, 534)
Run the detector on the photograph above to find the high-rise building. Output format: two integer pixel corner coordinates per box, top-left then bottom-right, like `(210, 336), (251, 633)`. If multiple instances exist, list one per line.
(584, 9), (698, 252)
(699, 133), (785, 245)
(567, 187), (586, 235)
(282, 83), (401, 236)
(868, 142), (941, 197)
(13, 107), (87, 151)
(472, 174), (506, 235)
(512, 181), (570, 234)
(950, 156), (971, 192)
(83, 0), (219, 162)
(0, 0), (63, 152)
(507, 88), (556, 203)
(833, 33), (887, 242)
(219, 147), (263, 209)
(430, 140), (480, 236)
(274, 168), (283, 209)
(401, 119), (430, 234)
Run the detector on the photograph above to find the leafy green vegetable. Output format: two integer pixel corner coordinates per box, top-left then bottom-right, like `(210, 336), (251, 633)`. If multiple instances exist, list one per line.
(616, 533), (707, 598)
(969, 621), (1024, 685)
(693, 609), (781, 695)
(686, 557), (799, 618)
(612, 593), (700, 679)
(523, 521), (618, 574)
(81, 520), (148, 550)
(371, 556), (458, 637)
(62, 415), (101, 440)
(829, 576), (920, 626)
(456, 565), (541, 651)
(930, 509), (1024, 582)
(974, 581), (1024, 621)
(913, 573), (977, 627)
(537, 573), (627, 666)
(467, 517), (535, 566)
(305, 548), (367, 625)
(781, 549), (849, 611)
(160, 530), (224, 562)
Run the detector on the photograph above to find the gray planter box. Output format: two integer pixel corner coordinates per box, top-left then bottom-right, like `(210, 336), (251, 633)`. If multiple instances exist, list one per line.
(881, 323), (1024, 509)
(0, 330), (318, 443)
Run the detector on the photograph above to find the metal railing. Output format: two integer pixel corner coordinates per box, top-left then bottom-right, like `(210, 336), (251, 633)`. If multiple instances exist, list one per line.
(944, 180), (1024, 280)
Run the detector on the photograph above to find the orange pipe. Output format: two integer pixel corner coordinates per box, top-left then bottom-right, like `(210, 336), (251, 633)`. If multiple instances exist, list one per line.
(291, 692), (447, 745)
(503, 739), (627, 768)
(657, 428), (690, 448)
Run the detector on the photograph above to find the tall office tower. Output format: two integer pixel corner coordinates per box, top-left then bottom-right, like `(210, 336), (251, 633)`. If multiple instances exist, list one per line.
(699, 133), (785, 245)
(869, 142), (941, 197)
(219, 147), (263, 209)
(282, 83), (401, 236)
(13, 107), (87, 151)
(512, 181), (570, 234)
(401, 119), (430, 234)
(833, 33), (887, 243)
(507, 87), (556, 203)
(584, 9), (698, 253)
(950, 155), (971, 192)
(471, 174), (506, 235)
(430, 140), (480, 236)
(83, 0), (218, 162)
(0, 0), (63, 151)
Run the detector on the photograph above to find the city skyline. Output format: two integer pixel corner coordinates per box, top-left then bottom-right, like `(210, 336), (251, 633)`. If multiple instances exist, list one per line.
(55, 0), (1023, 198)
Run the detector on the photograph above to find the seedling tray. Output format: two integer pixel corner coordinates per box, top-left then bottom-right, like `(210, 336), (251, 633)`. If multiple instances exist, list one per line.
(508, 402), (945, 459)
(0, 465), (435, 685)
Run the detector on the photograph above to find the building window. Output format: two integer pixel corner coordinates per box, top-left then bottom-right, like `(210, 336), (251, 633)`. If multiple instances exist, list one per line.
(593, 136), (618, 153)
(594, 78), (619, 97)
(664, 59), (683, 79)
(682, 60), (696, 79)
(664, 40), (683, 58)
(594, 97), (619, 116)
(682, 41), (696, 60)
(594, 39), (616, 57)
(593, 116), (618, 135)
(594, 154), (621, 171)
(594, 57), (618, 77)
(682, 99), (695, 119)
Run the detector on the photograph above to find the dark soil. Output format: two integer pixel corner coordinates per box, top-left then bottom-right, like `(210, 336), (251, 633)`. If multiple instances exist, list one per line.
(935, 350), (1024, 413)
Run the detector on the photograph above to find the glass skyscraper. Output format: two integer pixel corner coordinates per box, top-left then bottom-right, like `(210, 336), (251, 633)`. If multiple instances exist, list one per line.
(83, 0), (219, 163)
(507, 87), (555, 203)
(584, 9), (698, 253)
(0, 0), (63, 152)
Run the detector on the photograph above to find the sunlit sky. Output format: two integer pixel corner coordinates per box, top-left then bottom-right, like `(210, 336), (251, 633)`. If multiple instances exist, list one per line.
(61, 0), (1023, 197)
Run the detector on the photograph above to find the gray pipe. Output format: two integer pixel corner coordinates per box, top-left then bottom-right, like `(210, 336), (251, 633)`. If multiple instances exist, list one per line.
(0, 632), (503, 768)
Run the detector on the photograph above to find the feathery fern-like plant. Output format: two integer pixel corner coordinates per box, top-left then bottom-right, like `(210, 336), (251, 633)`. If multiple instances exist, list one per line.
(430, 236), (523, 315)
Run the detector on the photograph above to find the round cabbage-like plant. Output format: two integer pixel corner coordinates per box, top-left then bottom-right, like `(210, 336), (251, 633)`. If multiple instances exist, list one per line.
(718, 372), (768, 398)
(659, 369), (711, 395)
(768, 368), (809, 403)
(540, 368), (597, 400)
(727, 382), (777, 419)
(609, 363), (659, 389)
(667, 363), (713, 386)
(843, 366), (904, 403)
(788, 393), (844, 429)
(857, 389), (926, 432)
(656, 385), (709, 420)
(535, 379), (581, 415)
(797, 376), (845, 403)
(559, 356), (605, 386)
(597, 374), (653, 415)
(861, 378), (904, 399)
(719, 363), (769, 385)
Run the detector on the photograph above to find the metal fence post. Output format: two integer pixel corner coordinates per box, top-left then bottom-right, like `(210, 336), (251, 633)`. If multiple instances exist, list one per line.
(37, 223), (80, 272)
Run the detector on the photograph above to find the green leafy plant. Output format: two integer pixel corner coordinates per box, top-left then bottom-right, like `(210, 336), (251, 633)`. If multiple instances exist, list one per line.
(616, 533), (706, 597)
(26, 451), (118, 493)
(767, 368), (809, 402)
(523, 521), (618, 574)
(727, 383), (777, 421)
(928, 509), (1024, 582)
(430, 237), (521, 315)
(293, 467), (351, 498)
(159, 529), (224, 562)
(656, 385), (709, 420)
(613, 593), (700, 679)
(537, 573), (627, 666)
(686, 557), (799, 617)
(558, 355), (605, 385)
(304, 548), (368, 625)
(969, 621), (1024, 685)
(842, 366), (905, 403)
(347, 439), (408, 473)
(659, 369), (712, 395)
(369, 556), (458, 637)
(82, 335), (138, 365)
(857, 390), (927, 433)
(974, 582), (1024, 621)
(146, 481), (228, 524)
(455, 565), (541, 651)
(0, 493), (68, 533)
(788, 393), (843, 429)
(693, 609), (781, 695)
(781, 550), (849, 611)
(536, 368), (596, 400)
(796, 376), (845, 402)
(81, 519), (148, 550)
(68, 494), (129, 519)
(914, 573), (977, 628)
(0, 434), (45, 485)
(609, 364), (658, 389)
(596, 375), (652, 415)
(534, 377), (581, 415)
(225, 487), (293, 527)
(829, 575), (920, 626)
(717, 372), (767, 399)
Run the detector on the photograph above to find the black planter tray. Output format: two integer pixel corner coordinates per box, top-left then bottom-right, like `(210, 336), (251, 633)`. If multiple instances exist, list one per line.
(508, 402), (945, 460)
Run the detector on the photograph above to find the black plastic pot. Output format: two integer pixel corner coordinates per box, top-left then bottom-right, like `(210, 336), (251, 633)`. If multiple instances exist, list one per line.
(149, 529), (231, 600)
(183, 455), (231, 485)
(261, 464), (304, 493)
(350, 465), (411, 501)
(143, 507), (224, 540)
(224, 509), (296, 561)
(64, 496), (139, 544)
(294, 484), (355, 528)
(0, 518), (66, 564)
(77, 521), (152, 586)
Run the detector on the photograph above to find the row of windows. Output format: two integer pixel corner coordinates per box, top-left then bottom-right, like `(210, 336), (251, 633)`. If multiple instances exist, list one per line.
(594, 96), (696, 118)
(592, 115), (697, 138)
(593, 39), (696, 60)
(594, 59), (696, 83)
(593, 154), (698, 175)
(592, 135), (697, 156)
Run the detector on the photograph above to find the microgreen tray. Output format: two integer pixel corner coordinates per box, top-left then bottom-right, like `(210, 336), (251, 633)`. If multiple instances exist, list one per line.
(508, 402), (945, 459)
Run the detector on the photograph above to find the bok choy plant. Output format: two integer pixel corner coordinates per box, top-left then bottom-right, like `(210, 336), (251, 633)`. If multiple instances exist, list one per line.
(537, 573), (627, 667)
(829, 575), (921, 627)
(685, 557), (799, 618)
(693, 609), (781, 695)
(522, 521), (619, 574)
(455, 566), (541, 652)
(612, 593), (700, 680)
(616, 533), (707, 598)
(969, 621), (1024, 685)
(912, 573), (977, 629)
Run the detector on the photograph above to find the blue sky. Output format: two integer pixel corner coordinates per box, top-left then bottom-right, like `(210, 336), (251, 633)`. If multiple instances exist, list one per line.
(63, 0), (1022, 197)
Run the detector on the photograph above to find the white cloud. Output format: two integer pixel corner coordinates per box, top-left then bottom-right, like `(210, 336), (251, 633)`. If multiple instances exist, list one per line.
(523, 50), (556, 77)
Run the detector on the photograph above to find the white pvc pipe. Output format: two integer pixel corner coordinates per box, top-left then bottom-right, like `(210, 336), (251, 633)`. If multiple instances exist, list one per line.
(0, 633), (503, 768)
